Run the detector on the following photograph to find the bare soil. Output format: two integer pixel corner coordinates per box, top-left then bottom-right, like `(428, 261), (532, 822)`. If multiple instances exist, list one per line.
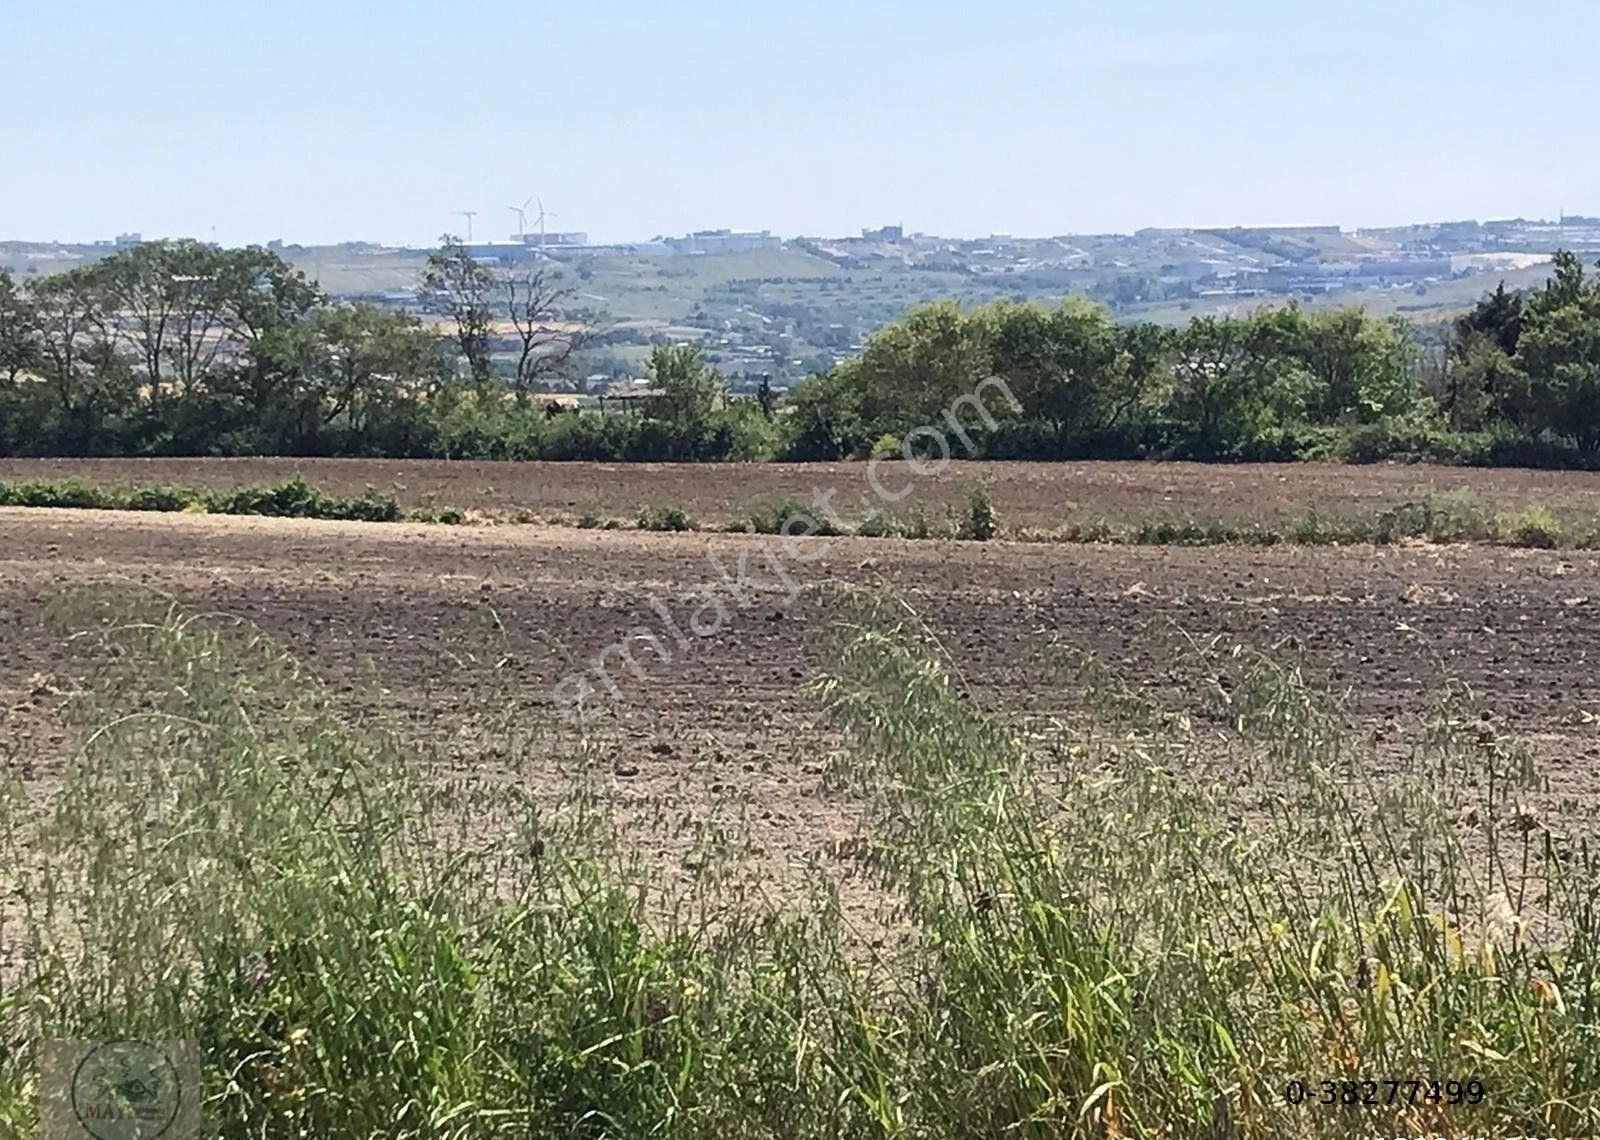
(5, 508), (1600, 848)
(7, 457), (1600, 529)
(7, 466), (1600, 1010)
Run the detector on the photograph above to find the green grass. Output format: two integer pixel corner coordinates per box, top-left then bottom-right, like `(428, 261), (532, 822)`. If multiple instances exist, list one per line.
(636, 502), (696, 531)
(780, 490), (1597, 549)
(745, 498), (847, 538)
(1031, 493), (1595, 550)
(961, 483), (998, 541)
(0, 477), (403, 523)
(4, 477), (1596, 551)
(1, 593), (1596, 1137)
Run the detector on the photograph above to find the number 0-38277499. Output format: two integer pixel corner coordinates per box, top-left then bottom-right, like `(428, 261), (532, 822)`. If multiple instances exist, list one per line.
(1283, 1078), (1485, 1108)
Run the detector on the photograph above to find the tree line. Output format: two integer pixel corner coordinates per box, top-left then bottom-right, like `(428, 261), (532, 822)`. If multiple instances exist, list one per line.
(0, 237), (780, 461)
(782, 250), (1600, 465)
(2, 239), (1597, 466)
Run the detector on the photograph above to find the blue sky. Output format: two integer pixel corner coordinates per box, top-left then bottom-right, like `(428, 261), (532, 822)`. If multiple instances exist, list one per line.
(4, 0), (1597, 245)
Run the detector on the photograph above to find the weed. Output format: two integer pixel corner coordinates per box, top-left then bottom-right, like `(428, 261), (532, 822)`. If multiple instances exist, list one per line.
(123, 484), (203, 512)
(960, 483), (998, 541)
(0, 478), (118, 509)
(747, 499), (845, 537)
(407, 505), (468, 525)
(636, 503), (696, 532)
(0, 477), (404, 523)
(1058, 515), (1117, 543)
(854, 511), (898, 539)
(1506, 505), (1562, 548)
(868, 433), (902, 459)
(204, 478), (400, 522)
(1, 597), (1597, 1136)
(901, 505), (936, 540)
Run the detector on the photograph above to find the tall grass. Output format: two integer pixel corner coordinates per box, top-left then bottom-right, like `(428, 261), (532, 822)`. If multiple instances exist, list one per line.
(0, 476), (402, 522)
(2, 593), (1596, 1137)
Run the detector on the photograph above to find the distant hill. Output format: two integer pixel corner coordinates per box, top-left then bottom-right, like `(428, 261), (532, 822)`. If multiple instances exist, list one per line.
(3, 216), (1589, 382)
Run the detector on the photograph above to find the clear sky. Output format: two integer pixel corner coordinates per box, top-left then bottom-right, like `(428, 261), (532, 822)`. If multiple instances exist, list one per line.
(4, 0), (1597, 246)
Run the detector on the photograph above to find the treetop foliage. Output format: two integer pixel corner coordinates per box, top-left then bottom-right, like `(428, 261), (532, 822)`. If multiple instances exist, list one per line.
(1, 240), (1597, 467)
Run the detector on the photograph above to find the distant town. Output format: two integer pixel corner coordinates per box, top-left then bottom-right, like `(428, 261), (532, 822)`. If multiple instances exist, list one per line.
(4, 213), (1596, 387)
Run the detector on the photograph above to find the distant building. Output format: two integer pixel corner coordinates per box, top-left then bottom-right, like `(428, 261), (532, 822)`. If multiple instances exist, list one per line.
(114, 232), (143, 248)
(860, 224), (904, 242)
(1198, 224), (1342, 239)
(1353, 256), (1453, 279)
(517, 231), (588, 247)
(554, 241), (667, 257)
(466, 240), (552, 263)
(665, 229), (782, 255)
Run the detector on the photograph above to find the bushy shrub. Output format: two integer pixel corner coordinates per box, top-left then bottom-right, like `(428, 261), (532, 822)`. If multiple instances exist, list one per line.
(1343, 416), (1492, 466)
(123, 484), (203, 512)
(203, 479), (400, 522)
(855, 511), (898, 538)
(0, 479), (115, 509)
(407, 505), (467, 525)
(901, 506), (937, 540)
(538, 412), (639, 462)
(636, 503), (695, 532)
(868, 433), (902, 459)
(708, 401), (781, 461)
(1506, 505), (1562, 548)
(961, 483), (998, 541)
(747, 498), (845, 537)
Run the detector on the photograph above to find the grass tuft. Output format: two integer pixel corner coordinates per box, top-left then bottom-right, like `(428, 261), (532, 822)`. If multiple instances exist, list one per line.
(2, 594), (1596, 1136)
(636, 503), (697, 532)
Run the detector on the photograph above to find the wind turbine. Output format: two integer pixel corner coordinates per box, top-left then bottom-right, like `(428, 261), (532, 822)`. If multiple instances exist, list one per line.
(508, 197), (532, 241)
(454, 210), (477, 242)
(534, 198), (558, 247)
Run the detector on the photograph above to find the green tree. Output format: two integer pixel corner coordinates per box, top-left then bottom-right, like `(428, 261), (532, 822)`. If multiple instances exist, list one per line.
(779, 361), (864, 460)
(291, 304), (449, 453)
(1112, 322), (1173, 430)
(856, 300), (990, 429)
(643, 344), (724, 433)
(1167, 314), (1293, 452)
(977, 298), (1120, 441)
(216, 247), (326, 422)
(421, 235), (495, 384)
(1285, 306), (1418, 423)
(0, 268), (40, 387)
(1442, 333), (1525, 432)
(755, 374), (775, 421)
(1455, 281), (1525, 357)
(0, 269), (41, 454)
(26, 269), (132, 453)
(1514, 254), (1600, 452)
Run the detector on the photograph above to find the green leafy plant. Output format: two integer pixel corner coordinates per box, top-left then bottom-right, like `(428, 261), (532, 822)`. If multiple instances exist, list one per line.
(636, 503), (696, 532)
(2, 596), (1597, 1137)
(960, 483), (998, 541)
(747, 499), (845, 537)
(1506, 504), (1562, 548)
